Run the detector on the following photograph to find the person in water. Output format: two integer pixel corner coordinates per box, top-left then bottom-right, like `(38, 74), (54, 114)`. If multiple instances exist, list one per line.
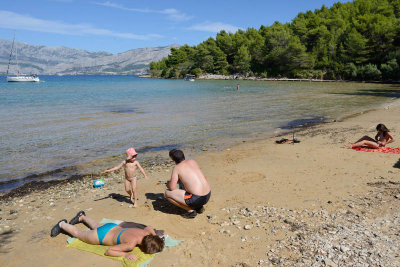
(104, 148), (148, 207)
(50, 211), (164, 261)
(349, 123), (395, 149)
(165, 149), (211, 219)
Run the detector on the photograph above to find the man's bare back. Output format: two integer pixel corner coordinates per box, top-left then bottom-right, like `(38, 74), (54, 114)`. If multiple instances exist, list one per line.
(172, 159), (210, 196)
(165, 149), (211, 218)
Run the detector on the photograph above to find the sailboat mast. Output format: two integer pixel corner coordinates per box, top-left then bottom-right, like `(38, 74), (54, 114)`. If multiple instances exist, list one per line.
(15, 32), (20, 75)
(6, 31), (16, 77)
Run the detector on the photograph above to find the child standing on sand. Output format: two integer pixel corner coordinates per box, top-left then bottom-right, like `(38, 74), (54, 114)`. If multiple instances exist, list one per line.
(104, 148), (148, 207)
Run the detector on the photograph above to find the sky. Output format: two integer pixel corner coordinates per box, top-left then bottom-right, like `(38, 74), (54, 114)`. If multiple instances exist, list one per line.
(0, 0), (351, 54)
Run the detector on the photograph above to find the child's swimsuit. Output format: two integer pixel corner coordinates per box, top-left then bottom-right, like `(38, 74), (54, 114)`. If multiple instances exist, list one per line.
(184, 191), (211, 209)
(124, 160), (137, 182)
(97, 223), (127, 245)
(126, 176), (137, 182)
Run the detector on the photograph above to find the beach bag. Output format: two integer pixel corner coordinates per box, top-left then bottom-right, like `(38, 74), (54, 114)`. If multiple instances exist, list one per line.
(93, 179), (105, 188)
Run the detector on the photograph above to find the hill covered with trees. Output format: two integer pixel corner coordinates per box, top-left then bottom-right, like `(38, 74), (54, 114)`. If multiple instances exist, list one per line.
(150, 0), (400, 81)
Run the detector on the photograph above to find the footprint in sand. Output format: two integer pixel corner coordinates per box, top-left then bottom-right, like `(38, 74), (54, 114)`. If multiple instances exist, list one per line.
(240, 172), (266, 183)
(30, 230), (47, 243)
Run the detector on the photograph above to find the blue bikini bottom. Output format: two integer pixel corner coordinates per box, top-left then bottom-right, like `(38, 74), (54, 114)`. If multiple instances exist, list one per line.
(96, 223), (128, 245)
(96, 223), (118, 245)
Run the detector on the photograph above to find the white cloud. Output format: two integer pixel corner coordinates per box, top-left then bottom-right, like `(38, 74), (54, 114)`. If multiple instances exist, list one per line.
(0, 10), (162, 40)
(188, 21), (241, 33)
(162, 8), (192, 22)
(94, 1), (193, 22)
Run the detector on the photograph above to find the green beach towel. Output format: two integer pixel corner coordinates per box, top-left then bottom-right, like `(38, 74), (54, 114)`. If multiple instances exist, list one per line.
(66, 218), (183, 267)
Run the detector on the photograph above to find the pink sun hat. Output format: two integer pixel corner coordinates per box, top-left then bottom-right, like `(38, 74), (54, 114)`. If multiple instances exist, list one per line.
(126, 147), (138, 158)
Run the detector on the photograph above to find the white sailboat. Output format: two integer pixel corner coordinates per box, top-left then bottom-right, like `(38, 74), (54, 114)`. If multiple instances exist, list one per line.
(6, 31), (39, 82)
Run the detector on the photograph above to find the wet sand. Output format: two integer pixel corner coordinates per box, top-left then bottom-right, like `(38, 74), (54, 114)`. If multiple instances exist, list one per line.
(0, 99), (399, 266)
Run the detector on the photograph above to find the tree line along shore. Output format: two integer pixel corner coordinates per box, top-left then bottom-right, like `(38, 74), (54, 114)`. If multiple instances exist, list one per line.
(149, 0), (400, 82)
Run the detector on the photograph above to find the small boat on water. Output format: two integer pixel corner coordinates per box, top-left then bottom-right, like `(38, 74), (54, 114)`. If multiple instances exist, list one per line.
(184, 74), (195, 81)
(6, 31), (39, 82)
(7, 75), (39, 82)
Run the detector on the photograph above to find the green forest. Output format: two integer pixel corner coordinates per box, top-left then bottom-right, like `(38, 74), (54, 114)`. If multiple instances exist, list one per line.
(150, 0), (400, 81)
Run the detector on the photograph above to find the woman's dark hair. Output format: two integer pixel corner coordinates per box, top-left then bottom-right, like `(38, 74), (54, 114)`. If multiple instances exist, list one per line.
(376, 123), (389, 134)
(140, 235), (164, 254)
(169, 149), (185, 164)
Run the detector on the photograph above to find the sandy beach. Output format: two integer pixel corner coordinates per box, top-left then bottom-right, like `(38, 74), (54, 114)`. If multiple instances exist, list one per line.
(1, 99), (400, 266)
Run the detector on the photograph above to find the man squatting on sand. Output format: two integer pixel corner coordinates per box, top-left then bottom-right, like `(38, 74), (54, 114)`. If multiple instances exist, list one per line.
(50, 211), (164, 261)
(165, 149), (211, 219)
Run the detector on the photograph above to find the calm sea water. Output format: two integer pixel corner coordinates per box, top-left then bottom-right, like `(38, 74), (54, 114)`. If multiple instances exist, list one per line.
(0, 75), (398, 192)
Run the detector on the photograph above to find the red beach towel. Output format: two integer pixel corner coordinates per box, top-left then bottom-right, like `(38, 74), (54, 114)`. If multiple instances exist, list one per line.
(352, 147), (400, 154)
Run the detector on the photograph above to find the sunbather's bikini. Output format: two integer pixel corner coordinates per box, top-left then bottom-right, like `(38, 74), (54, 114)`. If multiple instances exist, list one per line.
(116, 228), (128, 244)
(377, 132), (388, 147)
(97, 223), (127, 245)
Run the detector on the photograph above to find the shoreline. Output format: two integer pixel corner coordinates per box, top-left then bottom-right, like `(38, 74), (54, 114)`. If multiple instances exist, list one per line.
(0, 107), (367, 198)
(0, 111), (328, 196)
(1, 96), (399, 198)
(152, 73), (400, 83)
(1, 94), (400, 266)
(3, 78), (399, 195)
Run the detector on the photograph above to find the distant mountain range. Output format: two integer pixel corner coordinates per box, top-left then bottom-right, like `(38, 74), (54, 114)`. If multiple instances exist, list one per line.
(0, 39), (178, 75)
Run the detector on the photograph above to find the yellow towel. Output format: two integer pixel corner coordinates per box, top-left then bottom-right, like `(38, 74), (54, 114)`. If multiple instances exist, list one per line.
(66, 239), (154, 267)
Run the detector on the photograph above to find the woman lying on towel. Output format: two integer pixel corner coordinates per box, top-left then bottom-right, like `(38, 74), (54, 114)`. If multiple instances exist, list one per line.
(50, 211), (164, 260)
(348, 123), (395, 149)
